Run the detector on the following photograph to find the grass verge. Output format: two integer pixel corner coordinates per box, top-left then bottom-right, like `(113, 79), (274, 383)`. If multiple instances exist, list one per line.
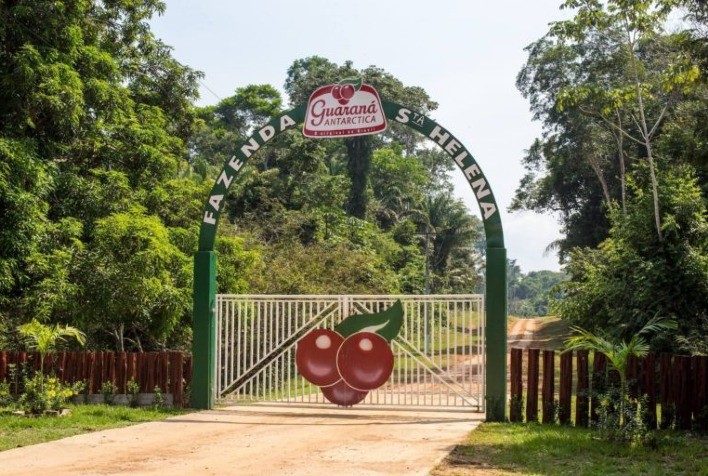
(0, 404), (185, 452)
(433, 422), (708, 476)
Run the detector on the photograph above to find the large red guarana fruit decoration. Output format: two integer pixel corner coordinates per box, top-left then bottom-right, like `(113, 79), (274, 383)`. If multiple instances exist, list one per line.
(294, 300), (403, 406)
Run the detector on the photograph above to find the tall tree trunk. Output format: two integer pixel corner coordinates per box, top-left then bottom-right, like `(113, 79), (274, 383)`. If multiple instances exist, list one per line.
(635, 86), (663, 240)
(588, 157), (612, 205)
(645, 142), (663, 241)
(624, 21), (663, 241)
(614, 113), (627, 215)
(345, 136), (372, 219)
(117, 323), (125, 352)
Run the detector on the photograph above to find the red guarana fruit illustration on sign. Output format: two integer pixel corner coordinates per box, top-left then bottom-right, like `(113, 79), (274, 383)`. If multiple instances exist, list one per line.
(337, 332), (394, 391)
(295, 300), (404, 406)
(330, 78), (357, 105)
(295, 328), (344, 387)
(321, 379), (368, 406)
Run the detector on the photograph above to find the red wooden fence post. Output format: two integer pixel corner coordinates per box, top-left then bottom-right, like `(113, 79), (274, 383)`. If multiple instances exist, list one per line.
(74, 351), (82, 383)
(145, 352), (156, 392)
(659, 353), (673, 429)
(526, 348), (540, 422)
(160, 352), (169, 394)
(626, 355), (639, 399)
(559, 351), (572, 425)
(643, 353), (657, 429)
(98, 351), (105, 391)
(0, 351), (7, 382)
(694, 356), (708, 432)
(153, 352), (164, 393)
(184, 354), (193, 406)
(86, 352), (96, 394)
(116, 352), (127, 394)
(135, 353), (145, 392)
(542, 350), (555, 424)
(101, 351), (110, 385)
(676, 356), (693, 430)
(575, 350), (589, 427)
(510, 348), (523, 422)
(57, 351), (67, 382)
(127, 353), (137, 384)
(64, 352), (74, 383)
(590, 352), (606, 425)
(170, 352), (184, 407)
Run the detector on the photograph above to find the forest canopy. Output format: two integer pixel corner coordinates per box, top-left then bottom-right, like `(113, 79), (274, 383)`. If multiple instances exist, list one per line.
(0, 1), (487, 351)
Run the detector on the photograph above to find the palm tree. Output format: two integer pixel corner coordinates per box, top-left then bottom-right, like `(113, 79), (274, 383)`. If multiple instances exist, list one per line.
(422, 193), (480, 288)
(17, 320), (86, 375)
(564, 316), (677, 425)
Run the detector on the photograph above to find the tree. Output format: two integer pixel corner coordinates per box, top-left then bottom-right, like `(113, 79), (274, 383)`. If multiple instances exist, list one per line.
(17, 320), (85, 374)
(284, 57), (438, 218)
(0, 0), (215, 350)
(552, 0), (701, 241)
(420, 193), (482, 293)
(514, 0), (706, 256)
(554, 165), (708, 353)
(369, 146), (429, 229)
(76, 208), (191, 351)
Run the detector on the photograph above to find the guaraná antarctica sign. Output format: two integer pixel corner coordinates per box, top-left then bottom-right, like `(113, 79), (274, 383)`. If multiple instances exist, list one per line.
(193, 78), (508, 419)
(303, 78), (387, 138)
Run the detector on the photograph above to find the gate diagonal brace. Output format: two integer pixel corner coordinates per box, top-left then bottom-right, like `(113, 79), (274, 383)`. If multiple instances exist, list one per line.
(220, 302), (339, 396)
(394, 336), (480, 408)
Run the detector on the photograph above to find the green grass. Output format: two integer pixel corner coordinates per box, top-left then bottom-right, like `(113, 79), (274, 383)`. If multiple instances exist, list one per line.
(0, 404), (185, 452)
(433, 423), (708, 476)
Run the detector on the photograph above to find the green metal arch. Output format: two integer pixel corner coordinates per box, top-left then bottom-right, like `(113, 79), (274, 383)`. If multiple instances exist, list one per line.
(192, 100), (507, 419)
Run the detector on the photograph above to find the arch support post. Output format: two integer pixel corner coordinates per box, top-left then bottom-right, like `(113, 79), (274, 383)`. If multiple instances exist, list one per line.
(192, 251), (217, 409)
(485, 246), (507, 421)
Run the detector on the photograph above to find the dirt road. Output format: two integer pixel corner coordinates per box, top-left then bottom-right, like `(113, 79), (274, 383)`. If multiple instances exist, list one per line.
(507, 318), (540, 349)
(0, 403), (482, 476)
(507, 317), (569, 350)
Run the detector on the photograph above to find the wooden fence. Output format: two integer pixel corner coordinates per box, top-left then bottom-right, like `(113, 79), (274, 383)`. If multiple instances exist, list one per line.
(509, 348), (708, 431)
(0, 351), (192, 407)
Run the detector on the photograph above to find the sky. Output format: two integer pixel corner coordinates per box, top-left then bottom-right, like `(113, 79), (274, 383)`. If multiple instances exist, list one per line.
(150, 0), (569, 272)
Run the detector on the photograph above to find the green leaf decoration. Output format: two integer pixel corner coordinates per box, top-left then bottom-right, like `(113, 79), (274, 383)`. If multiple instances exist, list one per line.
(334, 300), (403, 342)
(338, 77), (363, 91)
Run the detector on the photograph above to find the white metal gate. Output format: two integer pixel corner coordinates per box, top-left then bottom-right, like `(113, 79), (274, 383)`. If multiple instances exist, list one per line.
(215, 294), (485, 411)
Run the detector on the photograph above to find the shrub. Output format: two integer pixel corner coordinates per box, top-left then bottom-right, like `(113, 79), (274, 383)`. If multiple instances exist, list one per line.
(100, 381), (117, 405)
(17, 374), (75, 414)
(72, 379), (87, 403)
(153, 386), (165, 408)
(595, 386), (657, 448)
(127, 379), (140, 407)
(0, 381), (12, 408)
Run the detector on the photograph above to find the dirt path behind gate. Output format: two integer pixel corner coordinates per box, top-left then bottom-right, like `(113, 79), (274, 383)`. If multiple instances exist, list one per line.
(0, 404), (481, 475)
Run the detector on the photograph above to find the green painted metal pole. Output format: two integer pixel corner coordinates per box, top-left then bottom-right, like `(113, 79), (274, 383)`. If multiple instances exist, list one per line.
(192, 251), (217, 409)
(485, 246), (507, 421)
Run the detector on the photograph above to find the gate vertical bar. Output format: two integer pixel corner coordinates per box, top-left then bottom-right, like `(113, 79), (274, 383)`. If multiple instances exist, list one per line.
(192, 251), (217, 409)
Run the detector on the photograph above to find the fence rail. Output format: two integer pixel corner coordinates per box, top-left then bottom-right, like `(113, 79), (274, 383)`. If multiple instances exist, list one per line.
(0, 350), (192, 407)
(509, 347), (708, 431)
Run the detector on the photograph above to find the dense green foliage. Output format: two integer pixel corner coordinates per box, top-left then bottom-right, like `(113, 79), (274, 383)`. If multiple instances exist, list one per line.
(514, 0), (707, 257)
(0, 2), (484, 351)
(516, 0), (708, 352)
(555, 166), (708, 352)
